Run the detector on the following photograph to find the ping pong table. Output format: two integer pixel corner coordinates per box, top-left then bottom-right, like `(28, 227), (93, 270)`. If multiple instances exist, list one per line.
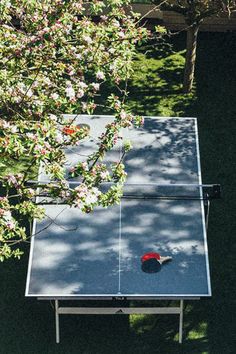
(26, 115), (216, 343)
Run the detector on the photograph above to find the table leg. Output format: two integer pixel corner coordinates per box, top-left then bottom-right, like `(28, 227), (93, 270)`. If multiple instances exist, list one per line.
(55, 300), (60, 344)
(179, 300), (184, 344)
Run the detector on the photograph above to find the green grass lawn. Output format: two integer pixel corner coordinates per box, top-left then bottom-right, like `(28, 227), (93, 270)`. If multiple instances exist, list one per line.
(1, 32), (236, 354)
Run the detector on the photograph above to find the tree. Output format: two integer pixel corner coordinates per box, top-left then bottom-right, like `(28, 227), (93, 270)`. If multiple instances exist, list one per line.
(153, 0), (236, 93)
(0, 0), (148, 261)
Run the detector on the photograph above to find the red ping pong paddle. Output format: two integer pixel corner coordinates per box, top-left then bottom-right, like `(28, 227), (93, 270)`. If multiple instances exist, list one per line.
(141, 252), (161, 263)
(141, 252), (172, 273)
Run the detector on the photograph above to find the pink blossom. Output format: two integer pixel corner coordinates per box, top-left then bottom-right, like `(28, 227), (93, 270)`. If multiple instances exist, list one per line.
(40, 149), (47, 155)
(34, 144), (41, 150)
(27, 188), (35, 197)
(81, 162), (88, 171)
(0, 197), (7, 202)
(6, 174), (17, 185)
(120, 110), (127, 120)
(0, 208), (5, 216)
(6, 221), (15, 230)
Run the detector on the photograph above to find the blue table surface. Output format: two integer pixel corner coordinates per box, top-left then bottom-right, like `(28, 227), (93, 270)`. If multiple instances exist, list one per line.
(26, 116), (211, 298)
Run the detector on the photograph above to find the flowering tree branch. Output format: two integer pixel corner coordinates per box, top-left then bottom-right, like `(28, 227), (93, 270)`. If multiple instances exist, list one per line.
(0, 0), (151, 261)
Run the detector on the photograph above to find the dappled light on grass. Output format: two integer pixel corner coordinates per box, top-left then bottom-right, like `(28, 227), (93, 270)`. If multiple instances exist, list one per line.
(130, 314), (156, 335)
(130, 304), (208, 346)
(128, 50), (196, 116)
(186, 321), (207, 340)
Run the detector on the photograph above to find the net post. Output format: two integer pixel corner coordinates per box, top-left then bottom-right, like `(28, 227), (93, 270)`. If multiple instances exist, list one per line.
(179, 300), (184, 344)
(55, 300), (60, 344)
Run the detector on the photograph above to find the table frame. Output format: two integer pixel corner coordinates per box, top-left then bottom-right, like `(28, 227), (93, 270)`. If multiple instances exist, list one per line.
(35, 200), (210, 344)
(53, 298), (185, 344)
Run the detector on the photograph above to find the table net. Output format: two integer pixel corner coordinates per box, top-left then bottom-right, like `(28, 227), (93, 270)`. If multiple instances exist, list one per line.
(31, 182), (221, 205)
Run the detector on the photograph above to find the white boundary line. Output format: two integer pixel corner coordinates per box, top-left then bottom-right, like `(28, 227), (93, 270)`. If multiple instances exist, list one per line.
(118, 139), (122, 294)
(25, 163), (43, 296)
(27, 293), (209, 298)
(63, 114), (196, 121)
(194, 119), (212, 296)
(118, 201), (122, 294)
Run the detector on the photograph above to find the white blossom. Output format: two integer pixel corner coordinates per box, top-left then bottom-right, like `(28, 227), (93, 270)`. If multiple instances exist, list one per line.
(49, 114), (58, 121)
(100, 171), (110, 180)
(112, 20), (120, 28)
(2, 210), (12, 221)
(26, 132), (37, 140)
(10, 125), (18, 133)
(65, 86), (75, 99)
(77, 89), (84, 98)
(96, 71), (105, 80)
(82, 35), (92, 44)
(2, 121), (10, 129)
(51, 93), (59, 100)
(84, 193), (98, 205)
(44, 77), (51, 85)
(26, 88), (33, 97)
(55, 132), (63, 143)
(118, 31), (125, 39)
(78, 81), (87, 89)
(91, 83), (100, 91)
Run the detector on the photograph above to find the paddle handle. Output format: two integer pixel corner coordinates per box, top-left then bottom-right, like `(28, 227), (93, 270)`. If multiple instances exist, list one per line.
(160, 256), (172, 264)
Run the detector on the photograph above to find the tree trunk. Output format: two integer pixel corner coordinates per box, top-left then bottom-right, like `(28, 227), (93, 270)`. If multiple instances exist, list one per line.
(183, 25), (199, 93)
